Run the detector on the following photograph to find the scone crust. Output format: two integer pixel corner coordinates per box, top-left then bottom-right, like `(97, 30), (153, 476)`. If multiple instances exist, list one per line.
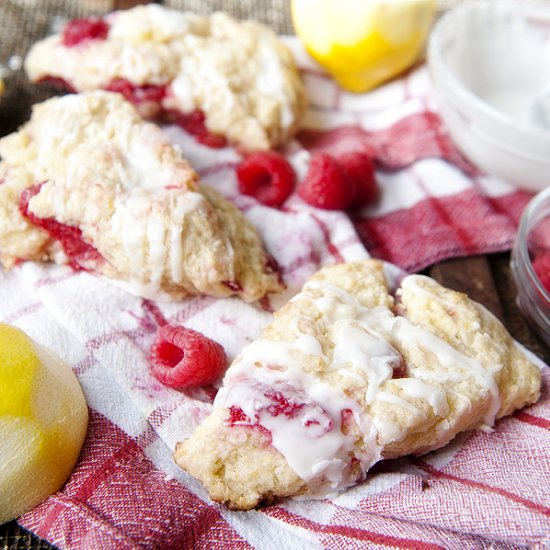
(25, 6), (307, 151)
(0, 91), (282, 301)
(174, 260), (541, 509)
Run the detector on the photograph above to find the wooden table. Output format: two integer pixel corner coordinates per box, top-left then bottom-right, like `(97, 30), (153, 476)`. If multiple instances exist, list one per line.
(0, 1), (548, 548)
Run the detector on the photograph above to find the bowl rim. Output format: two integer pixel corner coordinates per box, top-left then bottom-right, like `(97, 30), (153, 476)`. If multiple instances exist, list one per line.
(440, 95), (550, 164)
(428, 0), (550, 142)
(516, 185), (550, 305)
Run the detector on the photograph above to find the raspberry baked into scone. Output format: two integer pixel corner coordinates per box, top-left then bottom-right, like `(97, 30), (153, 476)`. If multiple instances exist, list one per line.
(0, 91), (282, 301)
(174, 260), (542, 509)
(25, 5), (307, 151)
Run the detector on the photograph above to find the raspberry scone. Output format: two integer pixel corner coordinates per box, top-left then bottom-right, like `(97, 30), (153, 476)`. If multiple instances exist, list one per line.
(0, 91), (282, 302)
(25, 5), (307, 151)
(174, 260), (541, 509)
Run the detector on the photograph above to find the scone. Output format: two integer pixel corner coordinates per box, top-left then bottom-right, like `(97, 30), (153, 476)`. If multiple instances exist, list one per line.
(174, 260), (542, 510)
(25, 5), (307, 151)
(0, 91), (282, 302)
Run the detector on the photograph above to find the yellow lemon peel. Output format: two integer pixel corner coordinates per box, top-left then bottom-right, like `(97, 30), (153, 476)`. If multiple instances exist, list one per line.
(292, 0), (436, 92)
(0, 323), (88, 524)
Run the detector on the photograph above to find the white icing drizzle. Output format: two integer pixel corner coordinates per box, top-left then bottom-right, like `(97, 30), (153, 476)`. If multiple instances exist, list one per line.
(25, 6), (302, 149)
(288, 316), (328, 364)
(375, 391), (422, 414)
(219, 378), (373, 489)
(371, 375), (451, 446)
(330, 319), (402, 404)
(311, 277), (499, 426)
(217, 274), (502, 494)
(391, 316), (501, 427)
(109, 188), (204, 291)
(395, 378), (450, 417)
(255, 37), (294, 129)
(169, 224), (184, 284)
(216, 335), (381, 493)
(146, 209), (166, 285)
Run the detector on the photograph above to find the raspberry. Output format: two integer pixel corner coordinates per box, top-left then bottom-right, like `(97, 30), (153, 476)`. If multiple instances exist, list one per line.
(532, 252), (550, 294)
(228, 406), (250, 424)
(298, 153), (353, 210)
(261, 384), (333, 433)
(19, 184), (103, 271)
(236, 151), (296, 207)
(339, 151), (378, 209)
(298, 151), (378, 211)
(149, 325), (227, 388)
(225, 405), (272, 441)
(36, 76), (77, 93)
(164, 110), (227, 148)
(340, 408), (355, 435)
(62, 18), (109, 47)
(391, 357), (407, 379)
(263, 388), (304, 418)
(105, 78), (166, 105)
(222, 280), (243, 293)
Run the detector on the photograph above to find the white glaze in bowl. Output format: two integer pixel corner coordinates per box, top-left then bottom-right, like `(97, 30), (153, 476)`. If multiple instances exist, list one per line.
(428, 0), (550, 191)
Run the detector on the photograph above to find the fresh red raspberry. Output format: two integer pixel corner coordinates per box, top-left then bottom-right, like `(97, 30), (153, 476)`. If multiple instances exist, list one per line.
(339, 151), (378, 209)
(228, 405), (250, 424)
(340, 408), (355, 435)
(149, 325), (227, 388)
(263, 388), (304, 418)
(36, 76), (77, 93)
(105, 78), (166, 105)
(298, 153), (353, 210)
(19, 184), (103, 271)
(225, 405), (272, 440)
(62, 18), (109, 47)
(532, 252), (550, 294)
(298, 151), (378, 210)
(222, 280), (243, 293)
(236, 151), (296, 207)
(164, 110), (227, 148)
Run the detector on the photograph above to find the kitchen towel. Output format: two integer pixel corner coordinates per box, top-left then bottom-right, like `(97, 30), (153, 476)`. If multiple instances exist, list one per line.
(1, 39), (548, 548)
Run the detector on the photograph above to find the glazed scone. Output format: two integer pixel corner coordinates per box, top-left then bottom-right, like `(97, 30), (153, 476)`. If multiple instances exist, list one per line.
(25, 5), (307, 151)
(174, 260), (542, 510)
(0, 91), (282, 302)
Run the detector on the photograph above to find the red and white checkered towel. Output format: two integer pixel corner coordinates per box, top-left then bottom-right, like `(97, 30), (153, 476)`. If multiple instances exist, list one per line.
(3, 39), (548, 548)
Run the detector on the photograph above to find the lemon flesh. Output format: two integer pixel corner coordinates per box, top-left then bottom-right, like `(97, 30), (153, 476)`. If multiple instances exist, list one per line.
(291, 0), (436, 92)
(0, 323), (88, 524)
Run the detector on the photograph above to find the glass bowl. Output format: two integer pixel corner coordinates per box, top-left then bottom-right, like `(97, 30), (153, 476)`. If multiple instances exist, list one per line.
(511, 186), (550, 344)
(427, 0), (550, 192)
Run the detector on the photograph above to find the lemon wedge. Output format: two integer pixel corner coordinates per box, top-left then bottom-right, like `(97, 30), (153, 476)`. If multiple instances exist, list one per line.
(0, 323), (88, 524)
(291, 0), (436, 92)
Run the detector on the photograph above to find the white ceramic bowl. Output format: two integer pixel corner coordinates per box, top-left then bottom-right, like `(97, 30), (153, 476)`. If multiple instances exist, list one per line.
(428, 0), (550, 192)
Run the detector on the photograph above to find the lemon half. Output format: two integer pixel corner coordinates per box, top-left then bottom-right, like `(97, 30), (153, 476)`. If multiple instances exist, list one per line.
(292, 0), (436, 92)
(0, 323), (88, 524)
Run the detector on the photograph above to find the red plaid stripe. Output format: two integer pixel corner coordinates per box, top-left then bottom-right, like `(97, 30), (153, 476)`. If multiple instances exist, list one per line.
(297, 113), (534, 272)
(20, 411), (252, 549)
